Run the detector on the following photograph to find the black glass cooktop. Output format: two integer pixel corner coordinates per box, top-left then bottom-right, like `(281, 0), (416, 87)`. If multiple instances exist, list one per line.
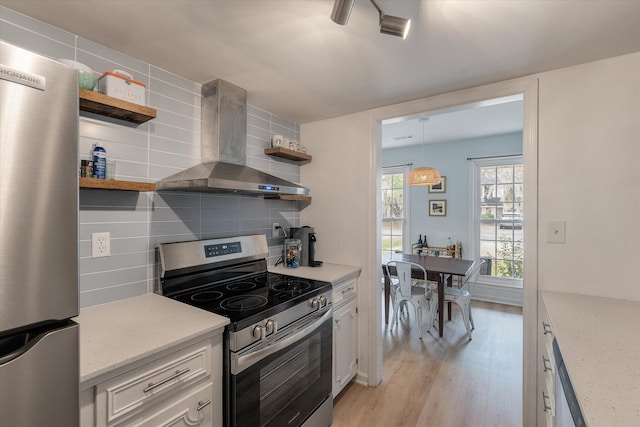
(170, 272), (331, 331)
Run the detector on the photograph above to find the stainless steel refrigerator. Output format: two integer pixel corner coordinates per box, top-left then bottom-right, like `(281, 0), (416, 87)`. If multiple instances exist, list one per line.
(0, 41), (79, 426)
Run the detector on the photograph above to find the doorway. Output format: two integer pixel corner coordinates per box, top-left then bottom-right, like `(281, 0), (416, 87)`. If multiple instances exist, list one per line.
(370, 77), (539, 426)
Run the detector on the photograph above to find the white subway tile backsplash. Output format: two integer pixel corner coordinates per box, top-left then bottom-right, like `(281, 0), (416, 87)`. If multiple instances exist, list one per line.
(1, 5), (303, 308)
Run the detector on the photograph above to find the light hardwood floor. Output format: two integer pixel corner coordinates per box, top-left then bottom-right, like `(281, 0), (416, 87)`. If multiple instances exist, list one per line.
(333, 300), (523, 426)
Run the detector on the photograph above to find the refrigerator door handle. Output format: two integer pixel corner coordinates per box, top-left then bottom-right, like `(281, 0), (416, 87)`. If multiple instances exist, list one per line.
(0, 331), (41, 365)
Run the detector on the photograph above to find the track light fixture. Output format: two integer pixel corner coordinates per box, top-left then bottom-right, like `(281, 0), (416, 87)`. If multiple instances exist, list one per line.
(330, 0), (411, 39)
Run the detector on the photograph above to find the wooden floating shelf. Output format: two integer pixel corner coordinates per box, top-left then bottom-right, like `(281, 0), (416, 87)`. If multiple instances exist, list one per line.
(264, 147), (312, 162)
(264, 194), (312, 202)
(79, 89), (157, 124)
(79, 177), (156, 192)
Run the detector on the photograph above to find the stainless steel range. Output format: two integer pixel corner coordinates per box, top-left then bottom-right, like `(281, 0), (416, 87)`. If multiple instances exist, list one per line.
(157, 234), (333, 427)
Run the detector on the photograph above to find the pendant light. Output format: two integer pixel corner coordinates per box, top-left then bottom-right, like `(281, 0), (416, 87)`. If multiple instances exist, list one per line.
(408, 118), (441, 186)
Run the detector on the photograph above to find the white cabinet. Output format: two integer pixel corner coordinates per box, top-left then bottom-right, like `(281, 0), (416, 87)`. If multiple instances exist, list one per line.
(537, 294), (555, 427)
(82, 336), (222, 427)
(333, 298), (357, 397)
(332, 276), (358, 397)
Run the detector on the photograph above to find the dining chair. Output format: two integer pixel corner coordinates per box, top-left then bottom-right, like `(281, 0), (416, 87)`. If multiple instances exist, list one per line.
(385, 261), (432, 339)
(428, 260), (485, 340)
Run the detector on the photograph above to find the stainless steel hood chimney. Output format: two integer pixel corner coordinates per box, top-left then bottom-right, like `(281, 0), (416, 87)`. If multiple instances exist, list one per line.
(156, 79), (309, 196)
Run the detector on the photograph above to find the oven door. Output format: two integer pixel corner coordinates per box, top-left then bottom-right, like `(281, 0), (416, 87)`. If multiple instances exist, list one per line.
(229, 307), (332, 427)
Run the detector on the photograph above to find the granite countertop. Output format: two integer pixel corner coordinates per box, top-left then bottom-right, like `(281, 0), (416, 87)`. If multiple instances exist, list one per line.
(541, 291), (640, 426)
(75, 293), (229, 388)
(269, 262), (361, 284)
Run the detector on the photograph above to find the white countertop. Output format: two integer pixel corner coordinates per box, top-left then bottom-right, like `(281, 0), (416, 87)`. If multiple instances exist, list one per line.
(269, 262), (361, 284)
(74, 293), (229, 387)
(541, 291), (640, 426)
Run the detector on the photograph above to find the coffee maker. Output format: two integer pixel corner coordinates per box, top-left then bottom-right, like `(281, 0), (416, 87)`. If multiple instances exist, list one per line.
(290, 226), (322, 267)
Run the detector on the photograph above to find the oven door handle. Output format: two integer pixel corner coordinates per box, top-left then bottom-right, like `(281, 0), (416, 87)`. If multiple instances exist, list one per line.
(232, 307), (332, 374)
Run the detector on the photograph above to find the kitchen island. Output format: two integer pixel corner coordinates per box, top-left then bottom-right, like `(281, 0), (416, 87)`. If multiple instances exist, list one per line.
(541, 291), (640, 426)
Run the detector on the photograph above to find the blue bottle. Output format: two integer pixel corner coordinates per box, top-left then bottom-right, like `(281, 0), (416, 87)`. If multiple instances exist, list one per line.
(92, 145), (106, 179)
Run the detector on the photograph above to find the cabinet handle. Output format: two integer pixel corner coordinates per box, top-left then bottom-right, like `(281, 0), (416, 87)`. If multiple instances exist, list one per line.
(342, 287), (355, 295)
(197, 400), (212, 412)
(542, 322), (553, 335)
(542, 356), (553, 373)
(143, 367), (191, 393)
(542, 392), (552, 412)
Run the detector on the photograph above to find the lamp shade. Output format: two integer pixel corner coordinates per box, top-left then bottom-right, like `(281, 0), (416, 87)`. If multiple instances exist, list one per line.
(408, 167), (441, 186)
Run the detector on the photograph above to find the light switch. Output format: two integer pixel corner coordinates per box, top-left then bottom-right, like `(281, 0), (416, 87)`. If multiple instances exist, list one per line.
(546, 221), (566, 244)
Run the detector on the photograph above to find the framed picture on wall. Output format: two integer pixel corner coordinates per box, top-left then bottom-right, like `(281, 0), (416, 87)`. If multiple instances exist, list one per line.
(429, 199), (447, 216)
(428, 176), (446, 193)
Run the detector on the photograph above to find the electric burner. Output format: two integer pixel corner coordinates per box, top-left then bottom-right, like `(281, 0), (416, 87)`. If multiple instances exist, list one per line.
(221, 295), (269, 311)
(226, 281), (256, 292)
(190, 290), (224, 302)
(271, 279), (312, 295)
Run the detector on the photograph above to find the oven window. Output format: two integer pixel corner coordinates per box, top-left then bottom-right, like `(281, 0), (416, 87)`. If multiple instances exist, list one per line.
(260, 335), (321, 424)
(231, 316), (332, 427)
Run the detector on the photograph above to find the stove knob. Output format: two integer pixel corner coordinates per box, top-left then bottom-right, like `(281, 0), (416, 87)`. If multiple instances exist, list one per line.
(252, 325), (266, 340)
(265, 319), (278, 335)
(319, 296), (328, 307)
(310, 298), (320, 310)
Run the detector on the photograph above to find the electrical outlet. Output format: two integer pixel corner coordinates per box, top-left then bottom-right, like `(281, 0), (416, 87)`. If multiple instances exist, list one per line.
(272, 223), (280, 238)
(92, 232), (111, 258)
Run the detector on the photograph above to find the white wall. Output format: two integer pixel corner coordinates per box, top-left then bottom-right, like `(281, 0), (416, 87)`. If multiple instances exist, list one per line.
(300, 50), (639, 423)
(537, 52), (640, 300)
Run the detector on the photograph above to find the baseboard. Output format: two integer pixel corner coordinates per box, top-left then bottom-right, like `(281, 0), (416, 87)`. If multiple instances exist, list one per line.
(470, 282), (523, 306)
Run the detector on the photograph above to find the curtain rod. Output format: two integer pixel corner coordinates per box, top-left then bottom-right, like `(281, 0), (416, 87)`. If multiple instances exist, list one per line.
(466, 154), (523, 161)
(383, 163), (413, 169)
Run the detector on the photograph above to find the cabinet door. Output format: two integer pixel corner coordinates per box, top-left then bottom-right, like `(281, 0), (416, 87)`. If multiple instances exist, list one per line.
(333, 299), (358, 397)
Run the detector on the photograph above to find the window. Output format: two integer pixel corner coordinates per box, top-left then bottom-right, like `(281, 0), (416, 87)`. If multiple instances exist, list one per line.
(471, 157), (523, 283)
(381, 166), (409, 258)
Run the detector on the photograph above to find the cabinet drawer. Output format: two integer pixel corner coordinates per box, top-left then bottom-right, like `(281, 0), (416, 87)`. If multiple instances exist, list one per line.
(333, 277), (357, 306)
(134, 381), (214, 427)
(96, 341), (212, 426)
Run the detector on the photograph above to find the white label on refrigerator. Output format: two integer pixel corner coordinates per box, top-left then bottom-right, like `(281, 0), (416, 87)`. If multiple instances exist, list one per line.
(0, 64), (46, 90)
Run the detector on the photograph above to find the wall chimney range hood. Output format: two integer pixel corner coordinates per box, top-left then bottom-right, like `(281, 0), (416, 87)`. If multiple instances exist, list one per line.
(156, 79), (309, 197)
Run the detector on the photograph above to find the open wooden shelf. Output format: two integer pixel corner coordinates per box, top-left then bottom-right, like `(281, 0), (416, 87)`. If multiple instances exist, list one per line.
(264, 194), (312, 202)
(79, 177), (156, 192)
(79, 89), (157, 124)
(264, 147), (312, 162)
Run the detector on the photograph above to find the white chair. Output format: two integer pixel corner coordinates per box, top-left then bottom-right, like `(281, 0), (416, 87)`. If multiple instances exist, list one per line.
(385, 261), (432, 339)
(428, 260), (485, 340)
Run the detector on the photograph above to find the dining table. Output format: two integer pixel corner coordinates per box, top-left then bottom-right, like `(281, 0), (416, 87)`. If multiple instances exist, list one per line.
(382, 253), (475, 337)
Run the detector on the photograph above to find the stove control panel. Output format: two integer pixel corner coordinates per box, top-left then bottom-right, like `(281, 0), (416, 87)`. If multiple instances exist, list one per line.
(204, 241), (242, 258)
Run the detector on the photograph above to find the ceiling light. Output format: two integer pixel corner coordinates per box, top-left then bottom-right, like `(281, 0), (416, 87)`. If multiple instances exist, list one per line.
(380, 14), (411, 39)
(409, 118), (441, 186)
(331, 0), (356, 25)
(330, 0), (411, 39)
(408, 167), (441, 186)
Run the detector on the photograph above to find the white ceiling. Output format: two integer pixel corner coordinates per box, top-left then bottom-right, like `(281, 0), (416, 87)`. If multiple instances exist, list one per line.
(2, 0), (639, 128)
